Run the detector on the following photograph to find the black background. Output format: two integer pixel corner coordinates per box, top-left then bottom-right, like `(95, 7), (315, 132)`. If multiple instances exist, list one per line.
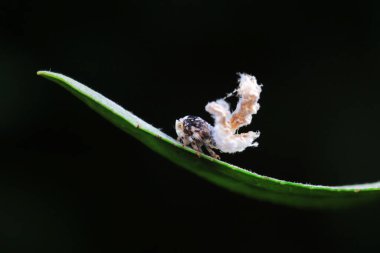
(1, 1), (380, 252)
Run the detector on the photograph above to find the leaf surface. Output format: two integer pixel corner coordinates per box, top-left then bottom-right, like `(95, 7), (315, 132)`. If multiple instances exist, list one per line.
(37, 71), (380, 208)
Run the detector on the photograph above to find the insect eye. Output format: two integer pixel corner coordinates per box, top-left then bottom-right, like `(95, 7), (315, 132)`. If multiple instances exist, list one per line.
(176, 120), (184, 130)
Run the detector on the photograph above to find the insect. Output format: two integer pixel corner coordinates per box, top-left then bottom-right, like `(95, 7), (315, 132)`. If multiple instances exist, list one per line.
(175, 73), (263, 159)
(175, 115), (220, 159)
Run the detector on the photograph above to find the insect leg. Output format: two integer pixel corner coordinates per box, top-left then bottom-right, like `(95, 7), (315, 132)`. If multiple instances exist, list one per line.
(190, 142), (202, 158)
(205, 145), (220, 160)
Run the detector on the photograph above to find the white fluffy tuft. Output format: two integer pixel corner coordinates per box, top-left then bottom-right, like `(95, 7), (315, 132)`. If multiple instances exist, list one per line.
(205, 73), (262, 153)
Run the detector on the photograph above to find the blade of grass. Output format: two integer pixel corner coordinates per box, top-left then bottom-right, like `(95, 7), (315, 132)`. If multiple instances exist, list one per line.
(37, 71), (380, 208)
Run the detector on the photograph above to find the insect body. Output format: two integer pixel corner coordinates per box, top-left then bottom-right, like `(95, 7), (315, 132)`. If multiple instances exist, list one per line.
(175, 116), (220, 159)
(175, 73), (262, 159)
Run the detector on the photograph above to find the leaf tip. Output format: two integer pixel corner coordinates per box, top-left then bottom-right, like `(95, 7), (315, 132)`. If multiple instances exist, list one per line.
(36, 70), (50, 77)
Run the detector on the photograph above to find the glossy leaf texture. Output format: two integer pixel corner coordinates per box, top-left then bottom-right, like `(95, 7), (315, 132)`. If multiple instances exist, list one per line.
(37, 71), (380, 209)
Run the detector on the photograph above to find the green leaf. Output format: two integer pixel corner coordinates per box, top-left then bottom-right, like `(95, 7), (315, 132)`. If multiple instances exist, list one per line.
(37, 71), (380, 208)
